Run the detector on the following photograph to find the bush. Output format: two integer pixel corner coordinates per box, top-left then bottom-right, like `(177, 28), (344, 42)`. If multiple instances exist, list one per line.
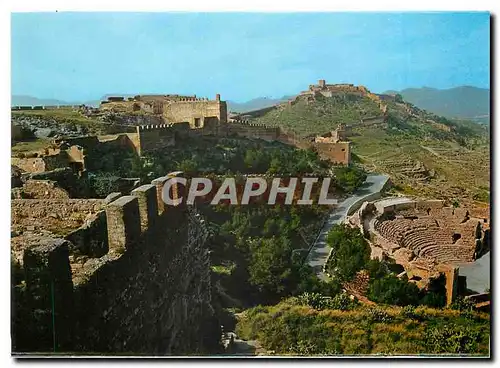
(424, 324), (481, 354)
(400, 305), (420, 320)
(327, 293), (358, 311)
(450, 297), (475, 312)
(297, 292), (358, 311)
(297, 292), (326, 310)
(366, 308), (393, 323)
(333, 166), (367, 193)
(325, 224), (370, 282)
(420, 291), (446, 308)
(367, 274), (420, 306)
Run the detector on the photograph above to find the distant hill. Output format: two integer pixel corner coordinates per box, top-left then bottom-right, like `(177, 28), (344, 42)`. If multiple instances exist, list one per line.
(11, 94), (128, 108)
(11, 95), (76, 107)
(227, 96), (293, 113)
(14, 94), (291, 111)
(384, 86), (490, 124)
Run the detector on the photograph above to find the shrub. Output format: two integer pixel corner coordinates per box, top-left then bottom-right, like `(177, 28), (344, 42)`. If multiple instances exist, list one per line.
(424, 324), (481, 354)
(450, 297), (475, 312)
(325, 224), (370, 282)
(400, 305), (419, 319)
(326, 293), (358, 311)
(333, 166), (367, 193)
(366, 308), (393, 323)
(297, 292), (358, 311)
(297, 292), (325, 310)
(367, 274), (420, 306)
(420, 291), (446, 308)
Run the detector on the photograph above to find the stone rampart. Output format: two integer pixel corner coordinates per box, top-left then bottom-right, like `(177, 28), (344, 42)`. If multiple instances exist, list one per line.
(11, 172), (218, 354)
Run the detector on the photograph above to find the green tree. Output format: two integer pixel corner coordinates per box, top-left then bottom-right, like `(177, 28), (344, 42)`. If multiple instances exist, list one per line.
(334, 166), (367, 193)
(325, 224), (370, 281)
(367, 274), (420, 306)
(177, 158), (199, 175)
(248, 237), (295, 298)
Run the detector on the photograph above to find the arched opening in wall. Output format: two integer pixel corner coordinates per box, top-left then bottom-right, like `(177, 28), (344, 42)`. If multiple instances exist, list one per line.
(132, 103), (140, 112)
(403, 215), (418, 220)
(194, 118), (201, 128)
(426, 208), (431, 215)
(452, 233), (462, 244)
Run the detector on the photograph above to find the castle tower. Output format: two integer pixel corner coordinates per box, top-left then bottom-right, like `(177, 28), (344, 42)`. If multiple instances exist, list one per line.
(318, 79), (326, 88)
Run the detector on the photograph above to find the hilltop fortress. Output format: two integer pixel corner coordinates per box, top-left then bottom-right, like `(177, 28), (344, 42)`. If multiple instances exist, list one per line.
(12, 86), (355, 174)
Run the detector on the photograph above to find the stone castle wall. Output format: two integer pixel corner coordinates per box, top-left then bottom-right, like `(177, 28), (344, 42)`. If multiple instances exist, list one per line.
(133, 119), (351, 165)
(163, 100), (227, 128)
(11, 173), (219, 354)
(225, 120), (281, 141)
(99, 94), (228, 130)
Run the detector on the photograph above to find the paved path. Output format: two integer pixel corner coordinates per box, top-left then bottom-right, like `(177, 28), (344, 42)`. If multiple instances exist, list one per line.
(305, 174), (390, 281)
(457, 251), (490, 294)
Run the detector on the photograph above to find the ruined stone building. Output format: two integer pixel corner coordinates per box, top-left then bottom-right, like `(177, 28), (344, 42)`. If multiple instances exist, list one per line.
(12, 83), (361, 167)
(300, 80), (370, 98)
(313, 124), (352, 164)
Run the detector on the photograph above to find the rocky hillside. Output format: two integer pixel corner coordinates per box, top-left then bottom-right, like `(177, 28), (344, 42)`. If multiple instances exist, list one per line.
(11, 107), (162, 140)
(246, 87), (490, 206)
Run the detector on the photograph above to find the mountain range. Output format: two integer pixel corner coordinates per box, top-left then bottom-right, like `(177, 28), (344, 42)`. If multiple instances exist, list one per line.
(11, 86), (490, 123)
(384, 86), (490, 124)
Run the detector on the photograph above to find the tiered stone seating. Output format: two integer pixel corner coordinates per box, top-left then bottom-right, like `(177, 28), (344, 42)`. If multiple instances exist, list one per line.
(373, 206), (479, 266)
(432, 230), (453, 245)
(420, 245), (474, 263)
(375, 219), (412, 244)
(405, 233), (438, 254)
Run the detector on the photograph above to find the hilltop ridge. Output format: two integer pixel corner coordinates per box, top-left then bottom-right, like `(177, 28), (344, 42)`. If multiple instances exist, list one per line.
(241, 80), (489, 205)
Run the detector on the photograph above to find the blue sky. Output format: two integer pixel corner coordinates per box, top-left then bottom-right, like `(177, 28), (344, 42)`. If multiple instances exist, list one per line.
(11, 12), (490, 102)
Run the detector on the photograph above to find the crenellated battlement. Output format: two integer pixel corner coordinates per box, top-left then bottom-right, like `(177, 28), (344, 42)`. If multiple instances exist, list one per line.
(231, 119), (276, 128)
(177, 97), (212, 102)
(137, 123), (177, 131)
(11, 171), (219, 354)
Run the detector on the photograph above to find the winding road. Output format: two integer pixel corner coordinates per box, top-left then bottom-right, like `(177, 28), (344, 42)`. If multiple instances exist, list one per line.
(306, 174), (390, 281)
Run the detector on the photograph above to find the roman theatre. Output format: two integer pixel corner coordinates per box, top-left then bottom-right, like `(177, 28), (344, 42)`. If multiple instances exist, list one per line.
(348, 197), (490, 303)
